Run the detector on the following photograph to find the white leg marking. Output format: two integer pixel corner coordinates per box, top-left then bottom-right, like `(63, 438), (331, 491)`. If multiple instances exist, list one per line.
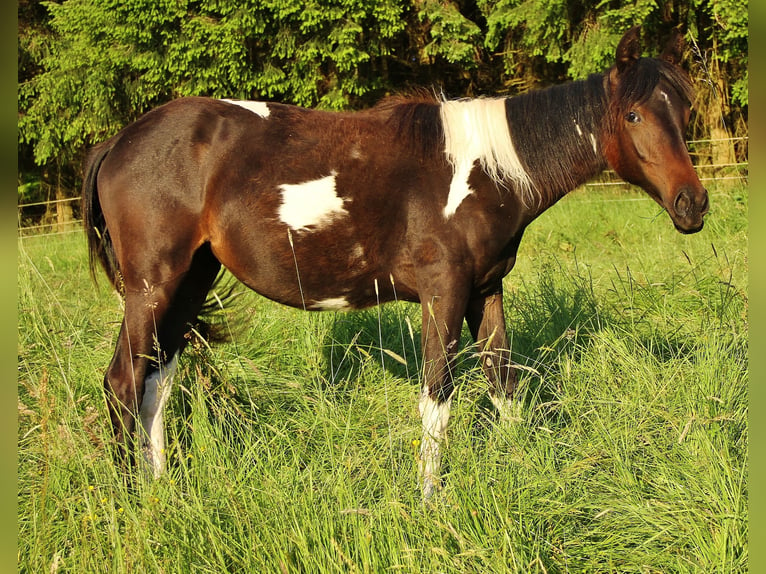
(139, 354), (178, 479)
(440, 97), (533, 215)
(490, 393), (523, 425)
(418, 387), (452, 498)
(220, 98), (271, 118)
(278, 172), (349, 231)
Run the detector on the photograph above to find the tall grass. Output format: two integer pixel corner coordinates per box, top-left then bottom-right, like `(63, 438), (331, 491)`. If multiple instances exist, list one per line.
(18, 185), (747, 572)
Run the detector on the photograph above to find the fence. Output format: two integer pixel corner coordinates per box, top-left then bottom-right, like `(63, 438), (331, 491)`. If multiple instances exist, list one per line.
(17, 137), (748, 237)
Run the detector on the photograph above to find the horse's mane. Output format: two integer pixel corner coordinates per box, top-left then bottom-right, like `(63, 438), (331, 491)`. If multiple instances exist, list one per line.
(371, 56), (693, 206)
(375, 93), (444, 161)
(503, 73), (608, 202)
(379, 94), (536, 203)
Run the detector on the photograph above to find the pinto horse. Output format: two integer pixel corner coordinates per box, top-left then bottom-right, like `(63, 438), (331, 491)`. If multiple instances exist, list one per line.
(83, 27), (708, 497)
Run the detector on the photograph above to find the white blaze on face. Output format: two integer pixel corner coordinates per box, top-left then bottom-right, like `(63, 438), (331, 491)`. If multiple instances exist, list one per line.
(220, 98), (271, 118)
(278, 172), (348, 231)
(440, 97), (532, 217)
(139, 353), (178, 479)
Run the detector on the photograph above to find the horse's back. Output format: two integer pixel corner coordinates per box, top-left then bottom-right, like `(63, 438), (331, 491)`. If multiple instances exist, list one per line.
(92, 97), (426, 305)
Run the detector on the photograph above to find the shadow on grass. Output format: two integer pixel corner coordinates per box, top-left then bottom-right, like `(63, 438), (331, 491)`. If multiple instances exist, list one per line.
(161, 252), (744, 471)
(171, 256), (610, 417)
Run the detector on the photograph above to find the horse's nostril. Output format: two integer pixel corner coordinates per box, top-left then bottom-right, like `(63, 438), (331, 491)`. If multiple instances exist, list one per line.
(674, 188), (691, 217)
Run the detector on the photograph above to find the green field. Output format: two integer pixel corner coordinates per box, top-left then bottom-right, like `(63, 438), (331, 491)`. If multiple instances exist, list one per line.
(18, 184), (747, 573)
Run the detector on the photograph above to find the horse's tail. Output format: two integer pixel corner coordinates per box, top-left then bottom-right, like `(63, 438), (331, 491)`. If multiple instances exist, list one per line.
(82, 139), (122, 292)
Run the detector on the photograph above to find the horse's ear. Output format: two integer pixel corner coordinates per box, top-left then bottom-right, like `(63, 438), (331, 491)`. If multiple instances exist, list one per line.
(660, 28), (684, 67)
(615, 26), (642, 71)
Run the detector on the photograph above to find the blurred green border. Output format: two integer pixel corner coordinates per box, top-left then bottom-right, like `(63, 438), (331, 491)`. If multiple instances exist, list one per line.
(3, 1), (17, 569)
(6, 3), (756, 571)
(749, 4), (761, 571)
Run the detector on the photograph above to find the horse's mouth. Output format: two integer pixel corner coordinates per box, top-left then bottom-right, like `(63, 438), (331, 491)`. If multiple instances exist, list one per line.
(674, 220), (705, 234)
(666, 186), (709, 235)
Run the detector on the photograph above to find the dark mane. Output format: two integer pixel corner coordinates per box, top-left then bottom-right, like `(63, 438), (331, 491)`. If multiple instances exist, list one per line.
(376, 94), (444, 160)
(505, 73), (609, 200)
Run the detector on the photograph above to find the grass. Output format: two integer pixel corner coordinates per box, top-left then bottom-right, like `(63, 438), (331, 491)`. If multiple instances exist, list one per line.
(18, 184), (747, 573)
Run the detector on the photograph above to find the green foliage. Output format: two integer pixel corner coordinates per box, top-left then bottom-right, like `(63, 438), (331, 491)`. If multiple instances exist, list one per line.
(417, 0), (481, 65)
(481, 0), (569, 62)
(18, 0), (748, 195)
(701, 0), (749, 107)
(18, 0), (407, 165)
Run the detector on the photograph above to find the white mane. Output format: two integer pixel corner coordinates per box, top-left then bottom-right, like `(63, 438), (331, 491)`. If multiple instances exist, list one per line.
(439, 98), (535, 215)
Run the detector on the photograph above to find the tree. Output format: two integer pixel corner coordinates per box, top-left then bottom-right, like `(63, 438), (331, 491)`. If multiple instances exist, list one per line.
(19, 0), (410, 165)
(18, 0), (748, 204)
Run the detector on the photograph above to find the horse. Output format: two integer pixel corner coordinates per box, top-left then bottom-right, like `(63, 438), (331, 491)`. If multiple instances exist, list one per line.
(82, 26), (708, 498)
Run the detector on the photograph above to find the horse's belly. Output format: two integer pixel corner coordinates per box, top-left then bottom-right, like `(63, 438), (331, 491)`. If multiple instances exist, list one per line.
(211, 219), (406, 312)
(239, 260), (397, 312)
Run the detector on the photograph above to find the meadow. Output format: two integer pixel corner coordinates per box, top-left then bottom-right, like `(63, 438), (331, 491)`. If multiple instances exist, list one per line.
(18, 183), (747, 573)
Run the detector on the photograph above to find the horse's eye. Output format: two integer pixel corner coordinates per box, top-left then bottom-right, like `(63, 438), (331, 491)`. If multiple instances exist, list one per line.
(626, 111), (641, 124)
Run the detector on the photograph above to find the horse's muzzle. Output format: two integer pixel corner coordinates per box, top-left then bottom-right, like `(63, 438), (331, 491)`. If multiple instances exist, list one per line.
(671, 186), (709, 234)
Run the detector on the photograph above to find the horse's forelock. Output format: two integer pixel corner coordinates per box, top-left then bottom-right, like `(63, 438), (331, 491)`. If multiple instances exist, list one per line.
(615, 57), (694, 109)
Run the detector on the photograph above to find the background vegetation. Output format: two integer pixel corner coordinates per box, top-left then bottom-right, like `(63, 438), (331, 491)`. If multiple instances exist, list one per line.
(16, 2), (748, 571)
(18, 184), (748, 571)
(18, 0), (747, 219)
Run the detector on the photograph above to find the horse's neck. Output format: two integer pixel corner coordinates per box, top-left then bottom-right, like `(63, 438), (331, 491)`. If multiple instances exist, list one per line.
(505, 74), (610, 213)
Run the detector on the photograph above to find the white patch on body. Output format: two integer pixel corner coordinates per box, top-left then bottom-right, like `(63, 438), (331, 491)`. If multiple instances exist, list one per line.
(347, 243), (367, 269)
(659, 90), (670, 106)
(220, 98), (271, 118)
(418, 387), (452, 498)
(440, 97), (533, 216)
(278, 172), (349, 231)
(443, 161), (475, 218)
(574, 120), (584, 136)
(310, 297), (352, 311)
(139, 353), (178, 479)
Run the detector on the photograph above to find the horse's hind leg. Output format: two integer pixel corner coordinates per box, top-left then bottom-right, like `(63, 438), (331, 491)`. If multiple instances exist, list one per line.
(138, 245), (221, 476)
(104, 245), (221, 477)
(104, 288), (175, 473)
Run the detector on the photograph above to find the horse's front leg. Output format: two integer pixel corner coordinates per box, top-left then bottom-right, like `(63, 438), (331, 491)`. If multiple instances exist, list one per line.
(418, 286), (470, 499)
(465, 289), (522, 423)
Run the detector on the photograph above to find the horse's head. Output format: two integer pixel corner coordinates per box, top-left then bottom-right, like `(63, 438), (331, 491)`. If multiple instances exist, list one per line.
(603, 27), (708, 234)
